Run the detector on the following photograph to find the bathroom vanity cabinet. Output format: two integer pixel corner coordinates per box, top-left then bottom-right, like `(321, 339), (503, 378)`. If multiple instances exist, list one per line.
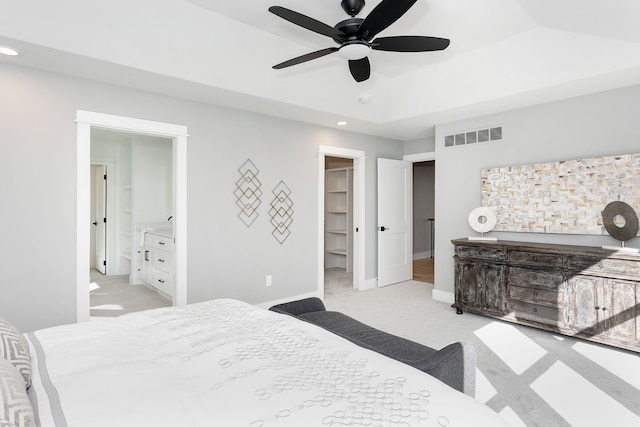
(140, 230), (174, 298)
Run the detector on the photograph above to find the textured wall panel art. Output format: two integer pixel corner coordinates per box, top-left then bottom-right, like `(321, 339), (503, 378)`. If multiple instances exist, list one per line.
(235, 159), (262, 227)
(269, 181), (294, 244)
(481, 152), (640, 235)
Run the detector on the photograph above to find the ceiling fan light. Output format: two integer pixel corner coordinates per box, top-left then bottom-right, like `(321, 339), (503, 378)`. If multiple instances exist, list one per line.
(338, 43), (371, 60)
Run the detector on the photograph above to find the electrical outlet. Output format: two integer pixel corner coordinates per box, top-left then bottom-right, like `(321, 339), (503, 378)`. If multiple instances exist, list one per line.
(266, 275), (272, 287)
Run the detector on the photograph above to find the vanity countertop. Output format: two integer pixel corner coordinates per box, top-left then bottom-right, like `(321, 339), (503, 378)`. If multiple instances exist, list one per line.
(146, 228), (172, 238)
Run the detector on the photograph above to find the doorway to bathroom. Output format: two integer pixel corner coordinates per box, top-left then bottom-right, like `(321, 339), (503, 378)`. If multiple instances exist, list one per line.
(89, 129), (174, 317)
(76, 110), (188, 323)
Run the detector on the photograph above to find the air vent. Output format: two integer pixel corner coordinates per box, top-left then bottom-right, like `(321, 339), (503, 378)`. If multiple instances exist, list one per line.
(444, 126), (502, 148)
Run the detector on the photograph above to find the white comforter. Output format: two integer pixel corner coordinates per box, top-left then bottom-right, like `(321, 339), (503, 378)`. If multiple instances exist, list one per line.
(26, 299), (509, 426)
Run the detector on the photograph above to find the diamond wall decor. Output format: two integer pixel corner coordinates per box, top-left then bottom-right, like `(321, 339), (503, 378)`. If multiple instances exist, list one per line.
(269, 181), (294, 244)
(234, 159), (262, 227)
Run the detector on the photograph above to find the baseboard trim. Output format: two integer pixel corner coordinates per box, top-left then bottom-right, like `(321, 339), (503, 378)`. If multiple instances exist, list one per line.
(432, 289), (454, 304)
(412, 251), (432, 260)
(255, 290), (323, 310)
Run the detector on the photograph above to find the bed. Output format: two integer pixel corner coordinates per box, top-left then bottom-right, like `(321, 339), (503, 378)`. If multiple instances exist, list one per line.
(3, 299), (510, 426)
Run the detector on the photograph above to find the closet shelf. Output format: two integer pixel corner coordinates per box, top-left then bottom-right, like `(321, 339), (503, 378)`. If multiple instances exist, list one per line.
(326, 229), (347, 234)
(326, 248), (347, 256)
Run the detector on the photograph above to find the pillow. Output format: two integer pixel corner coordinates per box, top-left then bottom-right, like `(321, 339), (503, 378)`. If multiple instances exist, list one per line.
(0, 318), (30, 388)
(0, 358), (35, 427)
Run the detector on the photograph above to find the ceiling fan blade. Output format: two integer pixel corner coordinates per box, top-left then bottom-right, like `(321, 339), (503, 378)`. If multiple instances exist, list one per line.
(269, 6), (345, 40)
(372, 36), (450, 52)
(273, 47), (339, 69)
(348, 57), (370, 82)
(358, 0), (417, 40)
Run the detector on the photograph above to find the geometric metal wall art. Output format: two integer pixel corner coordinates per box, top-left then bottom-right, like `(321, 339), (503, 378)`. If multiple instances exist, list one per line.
(234, 159), (262, 227)
(481, 152), (640, 235)
(269, 180), (294, 244)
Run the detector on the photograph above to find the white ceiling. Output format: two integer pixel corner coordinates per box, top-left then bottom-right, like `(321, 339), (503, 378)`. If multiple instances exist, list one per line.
(2, 0), (640, 141)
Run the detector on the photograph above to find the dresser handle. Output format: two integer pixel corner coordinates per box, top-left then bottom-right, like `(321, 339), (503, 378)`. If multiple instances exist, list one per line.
(533, 307), (538, 313)
(159, 241), (165, 246)
(595, 306), (600, 310)
(532, 275), (537, 280)
(533, 291), (538, 296)
(158, 279), (165, 284)
(601, 307), (607, 311)
(158, 259), (165, 263)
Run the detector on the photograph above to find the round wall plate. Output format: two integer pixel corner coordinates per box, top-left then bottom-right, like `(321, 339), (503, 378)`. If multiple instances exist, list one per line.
(468, 207), (497, 233)
(602, 201), (639, 242)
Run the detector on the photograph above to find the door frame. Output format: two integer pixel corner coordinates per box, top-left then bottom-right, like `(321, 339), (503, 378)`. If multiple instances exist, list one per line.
(318, 145), (365, 293)
(76, 110), (188, 322)
(403, 150), (436, 288)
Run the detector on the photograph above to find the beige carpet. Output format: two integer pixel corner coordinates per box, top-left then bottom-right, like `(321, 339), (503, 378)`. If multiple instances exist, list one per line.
(323, 268), (640, 427)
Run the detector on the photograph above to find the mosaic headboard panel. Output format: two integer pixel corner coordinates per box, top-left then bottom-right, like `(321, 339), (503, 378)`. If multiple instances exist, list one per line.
(481, 152), (640, 235)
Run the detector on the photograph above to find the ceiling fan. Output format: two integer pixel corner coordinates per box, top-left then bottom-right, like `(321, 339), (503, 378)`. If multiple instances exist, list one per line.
(269, 0), (450, 82)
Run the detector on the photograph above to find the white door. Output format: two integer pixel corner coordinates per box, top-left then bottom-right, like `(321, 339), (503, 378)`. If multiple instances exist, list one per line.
(94, 165), (107, 275)
(377, 158), (412, 287)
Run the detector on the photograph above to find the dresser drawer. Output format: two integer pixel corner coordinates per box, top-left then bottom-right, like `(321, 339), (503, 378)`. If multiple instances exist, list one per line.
(510, 285), (563, 308)
(508, 267), (564, 290)
(509, 250), (563, 268)
(566, 256), (640, 278)
(509, 300), (564, 327)
(455, 246), (506, 262)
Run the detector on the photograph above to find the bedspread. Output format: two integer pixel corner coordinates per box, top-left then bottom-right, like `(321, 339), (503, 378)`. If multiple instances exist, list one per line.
(26, 299), (509, 426)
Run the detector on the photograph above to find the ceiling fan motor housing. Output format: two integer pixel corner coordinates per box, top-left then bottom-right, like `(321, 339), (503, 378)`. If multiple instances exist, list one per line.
(333, 18), (364, 44)
(270, 0), (450, 82)
(341, 0), (365, 17)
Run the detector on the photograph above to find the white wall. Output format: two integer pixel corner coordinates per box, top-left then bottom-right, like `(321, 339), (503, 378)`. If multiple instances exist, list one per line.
(433, 83), (640, 301)
(0, 62), (403, 331)
(132, 135), (173, 224)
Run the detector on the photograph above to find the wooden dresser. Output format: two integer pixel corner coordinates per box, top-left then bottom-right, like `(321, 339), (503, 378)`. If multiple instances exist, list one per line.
(452, 238), (640, 353)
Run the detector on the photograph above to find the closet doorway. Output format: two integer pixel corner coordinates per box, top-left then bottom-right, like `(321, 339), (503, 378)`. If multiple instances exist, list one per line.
(318, 146), (365, 296)
(324, 156), (354, 294)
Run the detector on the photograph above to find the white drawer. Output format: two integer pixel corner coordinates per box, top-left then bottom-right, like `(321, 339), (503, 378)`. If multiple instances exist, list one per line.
(152, 269), (173, 295)
(150, 234), (174, 250)
(152, 249), (173, 273)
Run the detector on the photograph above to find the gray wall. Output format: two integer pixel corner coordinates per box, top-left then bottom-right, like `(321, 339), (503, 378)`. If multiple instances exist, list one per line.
(433, 83), (640, 299)
(404, 136), (436, 155)
(0, 62), (403, 331)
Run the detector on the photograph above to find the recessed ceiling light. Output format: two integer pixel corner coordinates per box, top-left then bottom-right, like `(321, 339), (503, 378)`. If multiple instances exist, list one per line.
(336, 121), (348, 126)
(0, 46), (20, 56)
